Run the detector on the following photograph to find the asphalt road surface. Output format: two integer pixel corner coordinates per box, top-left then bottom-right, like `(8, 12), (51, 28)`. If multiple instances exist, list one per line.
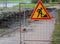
(0, 18), (56, 44)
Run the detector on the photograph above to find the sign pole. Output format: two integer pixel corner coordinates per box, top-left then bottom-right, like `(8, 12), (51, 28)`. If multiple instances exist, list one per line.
(39, 0), (40, 1)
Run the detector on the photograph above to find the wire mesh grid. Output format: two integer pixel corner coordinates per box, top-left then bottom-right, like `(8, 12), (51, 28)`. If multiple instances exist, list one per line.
(0, 0), (60, 44)
(19, 1), (60, 44)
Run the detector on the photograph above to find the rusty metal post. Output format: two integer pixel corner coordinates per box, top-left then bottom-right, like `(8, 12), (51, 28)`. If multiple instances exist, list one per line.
(19, 2), (21, 44)
(19, 2), (25, 44)
(22, 0), (26, 44)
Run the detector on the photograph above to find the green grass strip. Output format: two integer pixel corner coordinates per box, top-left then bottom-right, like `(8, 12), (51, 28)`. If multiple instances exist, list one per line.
(51, 9), (60, 44)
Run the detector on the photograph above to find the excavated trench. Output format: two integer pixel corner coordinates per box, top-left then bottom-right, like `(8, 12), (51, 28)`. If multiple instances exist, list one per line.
(0, 8), (57, 28)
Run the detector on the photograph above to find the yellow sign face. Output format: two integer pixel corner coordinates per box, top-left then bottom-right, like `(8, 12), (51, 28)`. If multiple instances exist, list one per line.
(30, 1), (51, 20)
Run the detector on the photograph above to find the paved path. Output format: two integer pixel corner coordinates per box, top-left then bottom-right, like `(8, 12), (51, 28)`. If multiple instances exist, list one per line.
(23, 19), (56, 44)
(47, 4), (60, 9)
(0, 18), (56, 44)
(0, 30), (20, 44)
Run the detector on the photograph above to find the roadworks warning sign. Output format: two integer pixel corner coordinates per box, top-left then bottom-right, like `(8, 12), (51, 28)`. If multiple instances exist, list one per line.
(30, 1), (51, 20)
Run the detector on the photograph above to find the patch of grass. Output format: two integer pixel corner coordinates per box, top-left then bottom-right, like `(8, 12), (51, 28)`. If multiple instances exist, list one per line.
(18, 4), (36, 8)
(0, 0), (20, 3)
(44, 4), (56, 7)
(0, 29), (5, 34)
(13, 3), (56, 8)
(51, 9), (60, 44)
(0, 0), (31, 3)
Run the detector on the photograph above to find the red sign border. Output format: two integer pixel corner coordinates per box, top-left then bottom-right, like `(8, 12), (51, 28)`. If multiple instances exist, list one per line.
(30, 1), (51, 20)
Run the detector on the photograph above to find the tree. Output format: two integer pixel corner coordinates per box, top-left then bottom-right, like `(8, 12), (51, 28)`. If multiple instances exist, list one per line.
(52, 0), (55, 2)
(3, 0), (7, 8)
(31, 0), (38, 3)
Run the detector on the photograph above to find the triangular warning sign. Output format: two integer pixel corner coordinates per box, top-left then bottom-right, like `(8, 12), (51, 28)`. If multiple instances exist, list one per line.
(30, 1), (51, 20)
